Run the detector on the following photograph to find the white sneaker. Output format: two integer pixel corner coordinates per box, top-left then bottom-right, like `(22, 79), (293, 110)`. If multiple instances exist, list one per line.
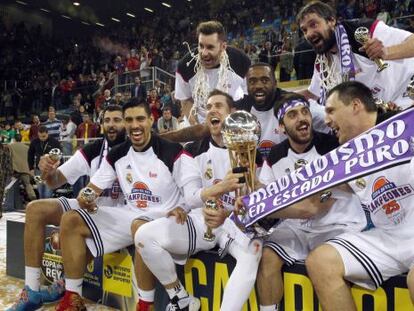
(165, 295), (201, 311)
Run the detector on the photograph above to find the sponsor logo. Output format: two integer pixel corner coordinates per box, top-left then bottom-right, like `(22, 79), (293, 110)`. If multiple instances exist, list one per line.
(258, 140), (274, 158)
(127, 182), (161, 208)
(367, 176), (414, 216)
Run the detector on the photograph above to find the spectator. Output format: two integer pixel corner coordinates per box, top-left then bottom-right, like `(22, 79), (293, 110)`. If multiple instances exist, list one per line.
(130, 76), (147, 101)
(27, 126), (61, 198)
(60, 115), (77, 156)
(76, 113), (97, 146)
(102, 89), (112, 109)
(42, 106), (62, 141)
(111, 92), (124, 106)
(14, 120), (30, 143)
(259, 41), (278, 70)
(0, 123), (12, 144)
(8, 134), (36, 201)
(126, 51), (140, 72)
(157, 106), (179, 134)
(279, 37), (294, 82)
(147, 88), (162, 123)
(29, 115), (41, 141)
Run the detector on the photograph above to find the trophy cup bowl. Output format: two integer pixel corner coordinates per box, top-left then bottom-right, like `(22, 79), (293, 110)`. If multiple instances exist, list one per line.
(37, 148), (63, 183)
(49, 148), (62, 162)
(80, 187), (98, 213)
(203, 200), (219, 241)
(221, 111), (268, 235)
(354, 27), (388, 72)
(221, 111), (261, 195)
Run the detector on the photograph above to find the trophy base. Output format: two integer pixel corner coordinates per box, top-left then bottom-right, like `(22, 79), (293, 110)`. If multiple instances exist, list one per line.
(203, 233), (216, 242)
(377, 62), (389, 72)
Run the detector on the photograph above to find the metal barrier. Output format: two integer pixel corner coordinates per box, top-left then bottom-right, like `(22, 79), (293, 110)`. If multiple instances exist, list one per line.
(111, 67), (175, 96)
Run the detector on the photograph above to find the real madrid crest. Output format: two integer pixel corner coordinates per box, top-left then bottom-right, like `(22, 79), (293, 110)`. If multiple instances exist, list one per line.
(294, 159), (308, 170)
(126, 173), (133, 184)
(204, 159), (213, 180)
(204, 167), (213, 180)
(355, 178), (366, 189)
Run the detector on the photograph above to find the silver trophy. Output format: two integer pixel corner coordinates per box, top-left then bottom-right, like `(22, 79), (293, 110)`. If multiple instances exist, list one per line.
(35, 148), (63, 183)
(203, 200), (219, 241)
(79, 187), (98, 213)
(49, 148), (62, 162)
(221, 111), (264, 234)
(222, 111), (261, 196)
(354, 27), (388, 72)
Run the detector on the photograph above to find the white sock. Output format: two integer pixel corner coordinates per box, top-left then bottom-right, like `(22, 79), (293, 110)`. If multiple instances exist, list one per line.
(166, 281), (187, 299)
(260, 305), (279, 311)
(65, 278), (83, 296)
(25, 266), (41, 291)
(138, 288), (155, 303)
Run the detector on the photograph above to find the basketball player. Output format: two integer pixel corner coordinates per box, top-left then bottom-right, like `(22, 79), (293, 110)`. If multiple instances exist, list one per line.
(298, 1), (414, 108)
(160, 20), (250, 143)
(256, 93), (366, 311)
(51, 100), (194, 310)
(175, 20), (250, 124)
(7, 105), (126, 311)
(236, 63), (329, 158)
(54, 100), (198, 310)
(306, 81), (414, 310)
(135, 90), (263, 311)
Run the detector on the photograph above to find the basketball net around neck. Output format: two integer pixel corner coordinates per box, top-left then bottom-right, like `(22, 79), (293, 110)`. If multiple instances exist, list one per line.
(189, 49), (234, 122)
(317, 23), (355, 105)
(316, 53), (342, 94)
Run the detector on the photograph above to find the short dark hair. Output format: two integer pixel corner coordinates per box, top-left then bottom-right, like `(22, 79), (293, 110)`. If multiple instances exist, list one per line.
(275, 92), (310, 121)
(103, 104), (123, 120)
(297, 1), (336, 25)
(196, 21), (226, 41)
(327, 81), (377, 112)
(122, 97), (151, 116)
(207, 89), (234, 110)
(38, 125), (48, 133)
(247, 62), (276, 82)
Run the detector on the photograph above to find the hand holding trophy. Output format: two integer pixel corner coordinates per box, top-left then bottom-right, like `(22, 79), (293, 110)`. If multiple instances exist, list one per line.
(36, 148), (62, 183)
(78, 187), (98, 214)
(222, 111), (261, 197)
(221, 111), (269, 235)
(203, 200), (219, 241)
(355, 27), (388, 72)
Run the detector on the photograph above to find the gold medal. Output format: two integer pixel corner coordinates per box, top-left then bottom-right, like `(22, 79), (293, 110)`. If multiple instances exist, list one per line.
(126, 173), (133, 184)
(356, 178), (366, 189)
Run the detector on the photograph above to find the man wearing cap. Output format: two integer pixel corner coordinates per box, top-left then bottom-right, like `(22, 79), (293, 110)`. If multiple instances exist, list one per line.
(255, 93), (366, 311)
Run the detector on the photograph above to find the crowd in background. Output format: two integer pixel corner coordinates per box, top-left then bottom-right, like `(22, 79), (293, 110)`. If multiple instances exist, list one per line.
(1, 0), (413, 147)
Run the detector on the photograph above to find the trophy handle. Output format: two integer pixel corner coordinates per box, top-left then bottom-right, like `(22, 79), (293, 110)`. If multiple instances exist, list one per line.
(374, 58), (389, 72)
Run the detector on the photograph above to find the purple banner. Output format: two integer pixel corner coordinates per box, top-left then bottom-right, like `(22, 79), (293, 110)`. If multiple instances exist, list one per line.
(238, 108), (414, 228)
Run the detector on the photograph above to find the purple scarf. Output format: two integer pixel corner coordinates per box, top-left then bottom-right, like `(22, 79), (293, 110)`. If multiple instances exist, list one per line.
(319, 23), (356, 105)
(234, 108), (414, 229)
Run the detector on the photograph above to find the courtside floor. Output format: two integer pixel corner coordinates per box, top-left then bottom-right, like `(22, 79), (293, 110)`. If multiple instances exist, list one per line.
(0, 212), (116, 310)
